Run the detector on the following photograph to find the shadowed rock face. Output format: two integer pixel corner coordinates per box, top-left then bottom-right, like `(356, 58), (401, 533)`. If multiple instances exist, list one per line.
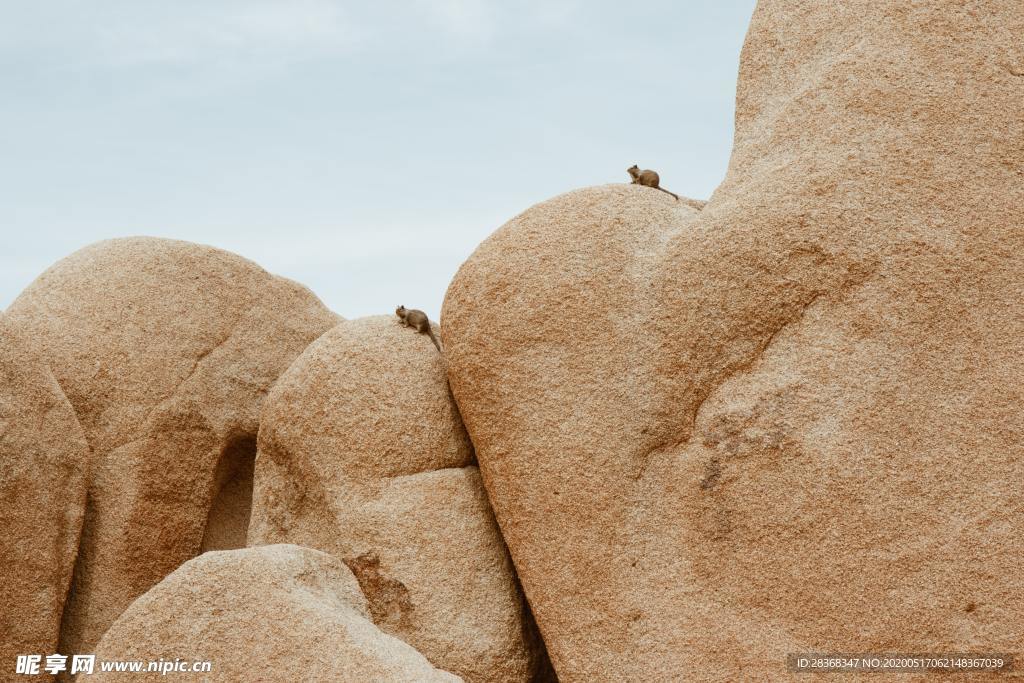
(249, 316), (550, 682)
(199, 435), (257, 553)
(442, 2), (1024, 680)
(0, 316), (88, 680)
(5, 237), (340, 655)
(91, 545), (462, 682)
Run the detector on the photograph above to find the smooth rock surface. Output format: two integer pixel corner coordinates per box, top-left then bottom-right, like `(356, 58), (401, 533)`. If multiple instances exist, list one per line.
(442, 1), (1024, 680)
(0, 316), (88, 679)
(249, 316), (549, 682)
(91, 544), (461, 682)
(5, 237), (340, 655)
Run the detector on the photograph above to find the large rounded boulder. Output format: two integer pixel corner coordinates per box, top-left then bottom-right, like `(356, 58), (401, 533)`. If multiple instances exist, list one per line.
(0, 316), (88, 679)
(442, 1), (1024, 680)
(92, 545), (461, 682)
(248, 316), (549, 682)
(5, 237), (340, 654)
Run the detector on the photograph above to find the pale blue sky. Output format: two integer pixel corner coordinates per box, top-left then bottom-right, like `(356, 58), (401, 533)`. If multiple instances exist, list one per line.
(1, 1), (756, 319)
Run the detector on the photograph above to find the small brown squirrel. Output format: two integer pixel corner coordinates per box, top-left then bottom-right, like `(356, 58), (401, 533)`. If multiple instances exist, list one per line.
(627, 164), (679, 200)
(395, 305), (441, 352)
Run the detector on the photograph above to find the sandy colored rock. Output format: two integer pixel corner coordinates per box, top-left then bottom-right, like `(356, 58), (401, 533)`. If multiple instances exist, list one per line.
(0, 316), (88, 678)
(249, 316), (548, 682)
(442, 1), (1024, 680)
(5, 237), (339, 655)
(91, 544), (461, 682)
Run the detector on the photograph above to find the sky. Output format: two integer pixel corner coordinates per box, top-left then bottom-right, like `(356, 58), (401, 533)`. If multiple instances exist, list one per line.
(0, 0), (757, 320)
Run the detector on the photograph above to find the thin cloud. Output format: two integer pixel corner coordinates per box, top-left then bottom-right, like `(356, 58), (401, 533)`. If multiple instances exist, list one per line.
(2, 1), (584, 73)
(415, 0), (496, 42)
(420, 0), (583, 40)
(97, 1), (360, 67)
(2, 0), (360, 70)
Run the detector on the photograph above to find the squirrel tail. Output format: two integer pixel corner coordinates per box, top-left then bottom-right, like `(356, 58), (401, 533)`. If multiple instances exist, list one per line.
(658, 186), (679, 201)
(426, 327), (442, 352)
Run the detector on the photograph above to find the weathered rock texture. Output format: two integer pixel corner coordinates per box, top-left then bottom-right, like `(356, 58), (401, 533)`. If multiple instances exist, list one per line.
(443, 1), (1024, 680)
(249, 316), (547, 682)
(0, 317), (88, 678)
(5, 237), (339, 655)
(91, 544), (461, 682)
